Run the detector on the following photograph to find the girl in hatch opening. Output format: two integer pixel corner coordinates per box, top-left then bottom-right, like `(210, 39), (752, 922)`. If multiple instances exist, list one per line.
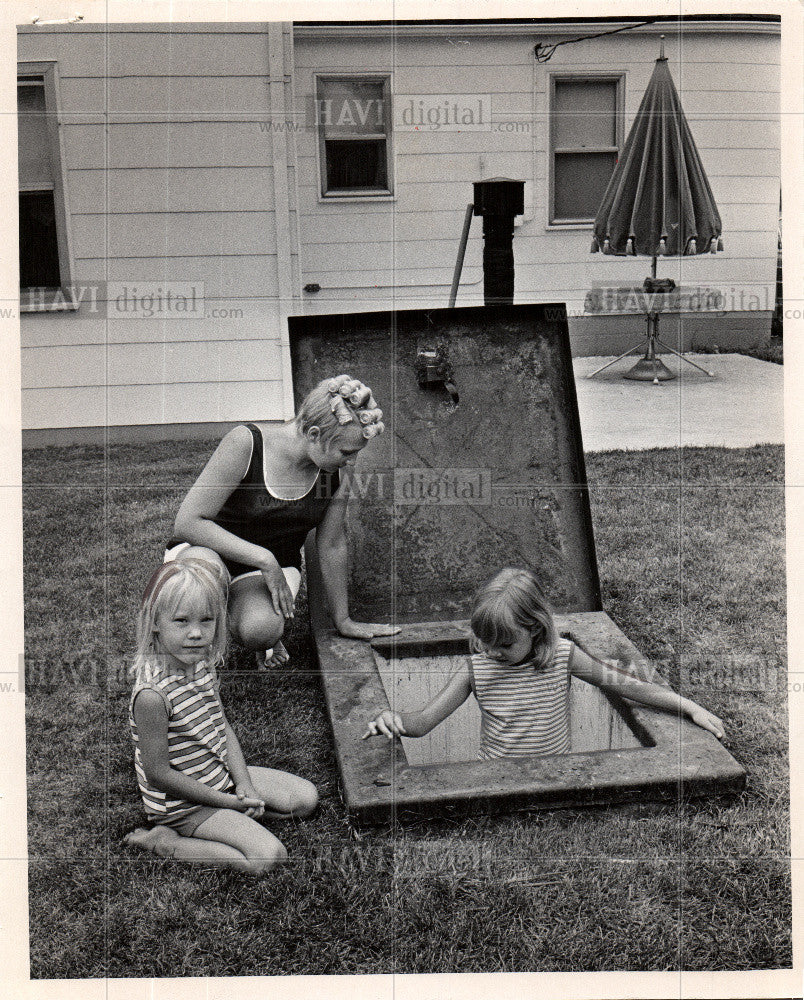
(364, 567), (724, 758)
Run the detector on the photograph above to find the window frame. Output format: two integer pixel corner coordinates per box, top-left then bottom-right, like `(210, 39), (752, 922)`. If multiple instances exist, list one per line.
(314, 73), (394, 201)
(548, 72), (625, 228)
(18, 60), (78, 312)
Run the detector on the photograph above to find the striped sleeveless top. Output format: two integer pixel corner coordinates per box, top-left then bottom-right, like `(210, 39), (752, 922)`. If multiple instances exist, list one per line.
(469, 638), (574, 760)
(129, 662), (233, 823)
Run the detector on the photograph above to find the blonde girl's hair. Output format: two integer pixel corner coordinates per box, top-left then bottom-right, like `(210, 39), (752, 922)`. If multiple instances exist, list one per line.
(294, 375), (384, 445)
(470, 567), (557, 670)
(131, 560), (228, 687)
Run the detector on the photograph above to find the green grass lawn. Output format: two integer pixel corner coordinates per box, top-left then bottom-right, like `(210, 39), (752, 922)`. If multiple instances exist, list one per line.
(23, 441), (790, 977)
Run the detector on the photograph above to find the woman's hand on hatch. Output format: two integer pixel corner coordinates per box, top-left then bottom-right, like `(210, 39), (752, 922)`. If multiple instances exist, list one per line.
(363, 710), (407, 741)
(337, 617), (400, 640)
(686, 703), (725, 740)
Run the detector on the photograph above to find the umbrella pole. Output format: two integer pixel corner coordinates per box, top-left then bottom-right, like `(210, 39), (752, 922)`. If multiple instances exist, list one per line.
(623, 256), (676, 382)
(649, 255), (714, 377)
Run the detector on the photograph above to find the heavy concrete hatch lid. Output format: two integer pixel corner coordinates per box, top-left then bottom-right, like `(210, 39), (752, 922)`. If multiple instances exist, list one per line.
(290, 304), (745, 823)
(288, 303), (601, 620)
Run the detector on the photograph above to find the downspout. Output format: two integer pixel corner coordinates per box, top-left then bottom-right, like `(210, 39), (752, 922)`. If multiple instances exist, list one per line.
(268, 22), (301, 418)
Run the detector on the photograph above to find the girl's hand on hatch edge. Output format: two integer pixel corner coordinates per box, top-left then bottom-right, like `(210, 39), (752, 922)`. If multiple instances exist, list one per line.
(362, 711), (407, 741)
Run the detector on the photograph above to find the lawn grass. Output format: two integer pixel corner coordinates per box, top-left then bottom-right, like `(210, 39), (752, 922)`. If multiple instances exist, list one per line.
(691, 335), (783, 365)
(23, 441), (790, 977)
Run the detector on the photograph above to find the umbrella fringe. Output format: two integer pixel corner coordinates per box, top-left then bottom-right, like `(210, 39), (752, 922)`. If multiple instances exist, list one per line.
(591, 54), (722, 264)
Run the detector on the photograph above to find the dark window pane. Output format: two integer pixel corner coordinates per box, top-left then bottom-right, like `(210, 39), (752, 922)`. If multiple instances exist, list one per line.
(319, 79), (386, 136)
(325, 139), (387, 192)
(553, 80), (617, 148)
(554, 151), (617, 220)
(19, 190), (61, 287)
(18, 82), (53, 187)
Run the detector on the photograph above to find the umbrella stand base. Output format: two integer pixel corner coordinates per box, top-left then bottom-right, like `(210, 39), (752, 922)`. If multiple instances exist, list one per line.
(654, 336), (716, 378)
(625, 313), (675, 382)
(586, 326), (675, 383)
(587, 311), (716, 383)
(623, 353), (675, 381)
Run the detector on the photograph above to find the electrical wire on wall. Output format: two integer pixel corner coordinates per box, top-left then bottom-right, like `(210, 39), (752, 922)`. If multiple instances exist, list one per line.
(534, 19), (659, 62)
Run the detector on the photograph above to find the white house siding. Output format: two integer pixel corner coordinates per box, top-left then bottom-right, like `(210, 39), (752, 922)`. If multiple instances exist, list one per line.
(18, 20), (779, 437)
(18, 23), (298, 435)
(293, 23), (780, 356)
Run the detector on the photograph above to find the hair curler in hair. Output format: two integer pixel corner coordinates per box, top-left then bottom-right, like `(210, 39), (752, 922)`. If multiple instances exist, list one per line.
(327, 375), (351, 394)
(362, 420), (385, 440)
(329, 394), (353, 425)
(357, 407), (383, 425)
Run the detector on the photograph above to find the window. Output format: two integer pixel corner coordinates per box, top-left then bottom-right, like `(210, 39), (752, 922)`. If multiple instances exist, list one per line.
(316, 76), (392, 197)
(18, 62), (75, 309)
(549, 75), (623, 225)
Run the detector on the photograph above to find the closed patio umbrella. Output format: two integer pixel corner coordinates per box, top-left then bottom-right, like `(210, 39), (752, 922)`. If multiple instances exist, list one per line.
(589, 36), (723, 381)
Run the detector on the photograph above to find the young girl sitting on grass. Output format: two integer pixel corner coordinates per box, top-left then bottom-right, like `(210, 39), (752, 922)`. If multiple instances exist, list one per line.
(125, 561), (317, 873)
(364, 567), (724, 758)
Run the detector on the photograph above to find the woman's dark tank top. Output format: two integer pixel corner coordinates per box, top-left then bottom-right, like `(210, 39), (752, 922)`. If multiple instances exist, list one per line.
(169, 423), (339, 578)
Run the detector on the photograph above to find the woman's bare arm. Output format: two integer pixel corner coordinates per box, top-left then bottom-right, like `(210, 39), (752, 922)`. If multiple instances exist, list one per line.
(316, 480), (399, 638)
(314, 481), (350, 628)
(172, 426), (280, 573)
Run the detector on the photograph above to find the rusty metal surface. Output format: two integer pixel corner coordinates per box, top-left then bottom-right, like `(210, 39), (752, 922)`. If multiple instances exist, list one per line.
(304, 539), (746, 825)
(289, 303), (601, 620)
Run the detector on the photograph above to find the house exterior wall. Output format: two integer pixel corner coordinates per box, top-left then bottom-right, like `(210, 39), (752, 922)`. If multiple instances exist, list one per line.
(293, 24), (780, 355)
(17, 20), (780, 438)
(17, 22), (298, 434)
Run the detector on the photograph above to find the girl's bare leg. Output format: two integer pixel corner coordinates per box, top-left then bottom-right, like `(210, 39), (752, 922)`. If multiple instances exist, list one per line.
(124, 826), (252, 869)
(246, 765), (318, 820)
(125, 811), (288, 874)
(191, 809), (288, 873)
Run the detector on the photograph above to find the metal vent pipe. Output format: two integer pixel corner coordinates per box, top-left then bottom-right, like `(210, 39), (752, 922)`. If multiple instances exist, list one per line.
(472, 178), (525, 305)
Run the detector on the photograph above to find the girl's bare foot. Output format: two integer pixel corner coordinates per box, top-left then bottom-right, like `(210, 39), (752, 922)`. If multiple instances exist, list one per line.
(256, 640), (290, 670)
(124, 826), (179, 858)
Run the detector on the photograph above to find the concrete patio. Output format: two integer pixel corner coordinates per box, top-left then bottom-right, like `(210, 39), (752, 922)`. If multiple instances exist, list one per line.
(572, 353), (784, 453)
